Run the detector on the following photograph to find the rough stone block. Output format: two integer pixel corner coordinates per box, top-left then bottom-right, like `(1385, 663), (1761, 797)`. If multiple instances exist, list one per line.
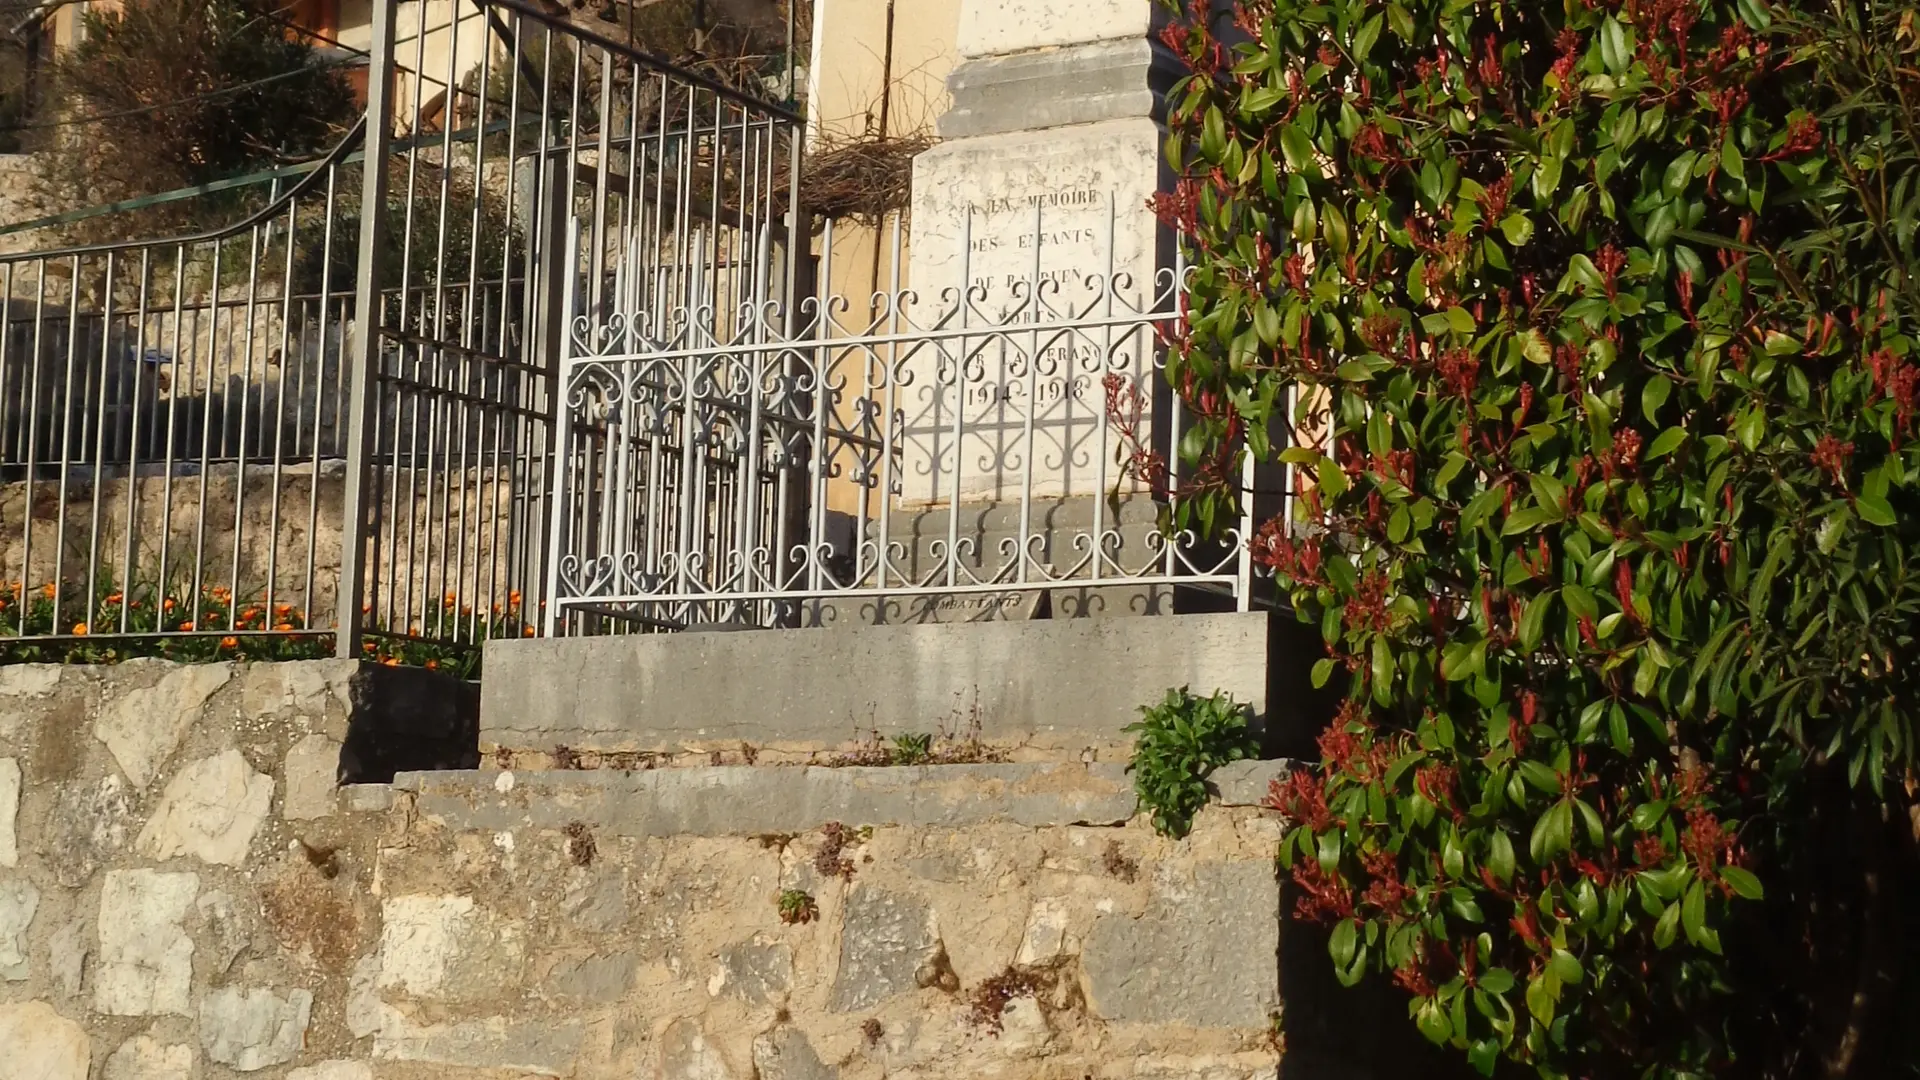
(482, 612), (1277, 754)
(288, 1063), (373, 1080)
(137, 749), (275, 866)
(714, 937), (792, 1004)
(284, 733), (343, 820)
(92, 662), (232, 789)
(1082, 861), (1280, 1027)
(660, 1018), (740, 1080)
(199, 986), (313, 1071)
(102, 1034), (194, 1080)
(42, 774), (136, 887)
(0, 876), (36, 980)
(551, 951), (636, 1003)
(378, 893), (526, 1002)
(830, 887), (942, 1012)
(49, 917), (86, 998)
(0, 1001), (89, 1080)
(373, 1012), (583, 1076)
(752, 1026), (837, 1080)
(96, 868), (198, 1017)
(342, 783), (394, 814)
(0, 757), (17, 866)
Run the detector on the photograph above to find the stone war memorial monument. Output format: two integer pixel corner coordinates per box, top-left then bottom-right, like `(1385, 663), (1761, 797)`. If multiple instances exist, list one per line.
(863, 0), (1203, 623)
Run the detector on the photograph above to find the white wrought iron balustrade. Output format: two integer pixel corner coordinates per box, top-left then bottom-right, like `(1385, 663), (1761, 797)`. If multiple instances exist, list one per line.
(545, 205), (1261, 632)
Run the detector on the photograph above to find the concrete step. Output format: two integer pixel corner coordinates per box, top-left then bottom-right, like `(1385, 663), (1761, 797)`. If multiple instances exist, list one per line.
(480, 611), (1329, 764)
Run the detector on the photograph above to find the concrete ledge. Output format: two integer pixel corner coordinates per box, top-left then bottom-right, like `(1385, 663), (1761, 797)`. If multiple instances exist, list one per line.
(480, 612), (1281, 755)
(393, 762), (1142, 835)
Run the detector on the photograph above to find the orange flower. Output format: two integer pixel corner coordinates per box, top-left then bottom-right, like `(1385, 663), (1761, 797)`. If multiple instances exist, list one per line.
(382, 657), (400, 666)
(179, 620), (194, 631)
(362, 603), (372, 614)
(41, 583), (55, 599)
(444, 591), (457, 608)
(425, 659), (439, 670)
(220, 636), (238, 649)
(71, 622), (88, 636)
(164, 598), (176, 612)
(362, 641), (377, 654)
(274, 604), (292, 617)
(522, 625), (536, 637)
(275, 622), (293, 631)
(509, 589), (522, 606)
(105, 592), (122, 605)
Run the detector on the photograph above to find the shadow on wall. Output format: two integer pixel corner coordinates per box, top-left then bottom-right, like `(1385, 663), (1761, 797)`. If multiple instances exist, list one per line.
(0, 297), (349, 479)
(339, 659), (482, 783)
(1280, 917), (1514, 1080)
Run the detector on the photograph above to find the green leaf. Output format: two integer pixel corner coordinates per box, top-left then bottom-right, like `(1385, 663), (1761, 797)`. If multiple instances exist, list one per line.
(1525, 972), (1556, 1025)
(1642, 376), (1673, 419)
(1280, 123), (1319, 177)
(1720, 866), (1765, 900)
(1682, 879), (1708, 946)
(1654, 898), (1682, 948)
(1549, 949), (1584, 986)
(1488, 830), (1516, 883)
(1631, 800), (1669, 830)
(1647, 427), (1689, 459)
(1447, 306), (1477, 334)
(1311, 657), (1336, 688)
(1352, 12), (1384, 61)
(1721, 135), (1746, 183)
(1330, 917), (1358, 968)
(1857, 494), (1897, 527)
(1501, 213), (1534, 247)
(1468, 1039), (1499, 1076)
(1519, 592), (1555, 652)
(1478, 967), (1515, 995)
(1735, 407), (1766, 451)
(1600, 17), (1631, 72)
(1417, 999), (1452, 1044)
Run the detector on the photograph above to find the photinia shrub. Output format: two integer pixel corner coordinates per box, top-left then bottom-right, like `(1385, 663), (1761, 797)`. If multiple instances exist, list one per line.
(1153, 0), (1920, 1075)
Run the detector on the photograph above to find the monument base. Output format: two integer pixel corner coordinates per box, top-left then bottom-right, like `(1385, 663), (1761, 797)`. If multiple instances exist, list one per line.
(801, 493), (1244, 627)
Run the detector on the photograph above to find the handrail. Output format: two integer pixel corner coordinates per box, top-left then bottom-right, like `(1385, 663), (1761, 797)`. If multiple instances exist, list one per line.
(0, 115), (369, 262)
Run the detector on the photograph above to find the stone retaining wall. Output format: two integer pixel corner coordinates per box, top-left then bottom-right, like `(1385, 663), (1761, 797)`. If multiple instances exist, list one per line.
(0, 657), (1308, 1080)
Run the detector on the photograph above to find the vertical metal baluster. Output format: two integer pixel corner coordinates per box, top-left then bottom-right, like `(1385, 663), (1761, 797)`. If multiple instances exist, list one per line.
(335, 0), (398, 657)
(265, 196), (301, 629)
(306, 166), (339, 626)
(86, 253), (118, 634)
(52, 256), (82, 629)
(228, 225), (265, 630)
(20, 261), (45, 621)
(0, 261), (15, 633)
(159, 249), (185, 626)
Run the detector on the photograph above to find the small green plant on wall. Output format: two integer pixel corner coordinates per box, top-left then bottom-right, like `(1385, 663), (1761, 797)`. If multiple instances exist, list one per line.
(1126, 688), (1260, 838)
(776, 888), (818, 925)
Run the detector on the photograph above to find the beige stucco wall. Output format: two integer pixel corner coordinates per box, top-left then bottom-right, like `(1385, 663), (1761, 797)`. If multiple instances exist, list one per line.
(804, 0), (961, 514)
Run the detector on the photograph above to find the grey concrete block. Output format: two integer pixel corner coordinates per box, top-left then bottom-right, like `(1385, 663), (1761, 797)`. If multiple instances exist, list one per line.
(1082, 861), (1280, 1027)
(940, 38), (1178, 139)
(393, 763), (1139, 836)
(1207, 759), (1297, 807)
(481, 611), (1279, 753)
